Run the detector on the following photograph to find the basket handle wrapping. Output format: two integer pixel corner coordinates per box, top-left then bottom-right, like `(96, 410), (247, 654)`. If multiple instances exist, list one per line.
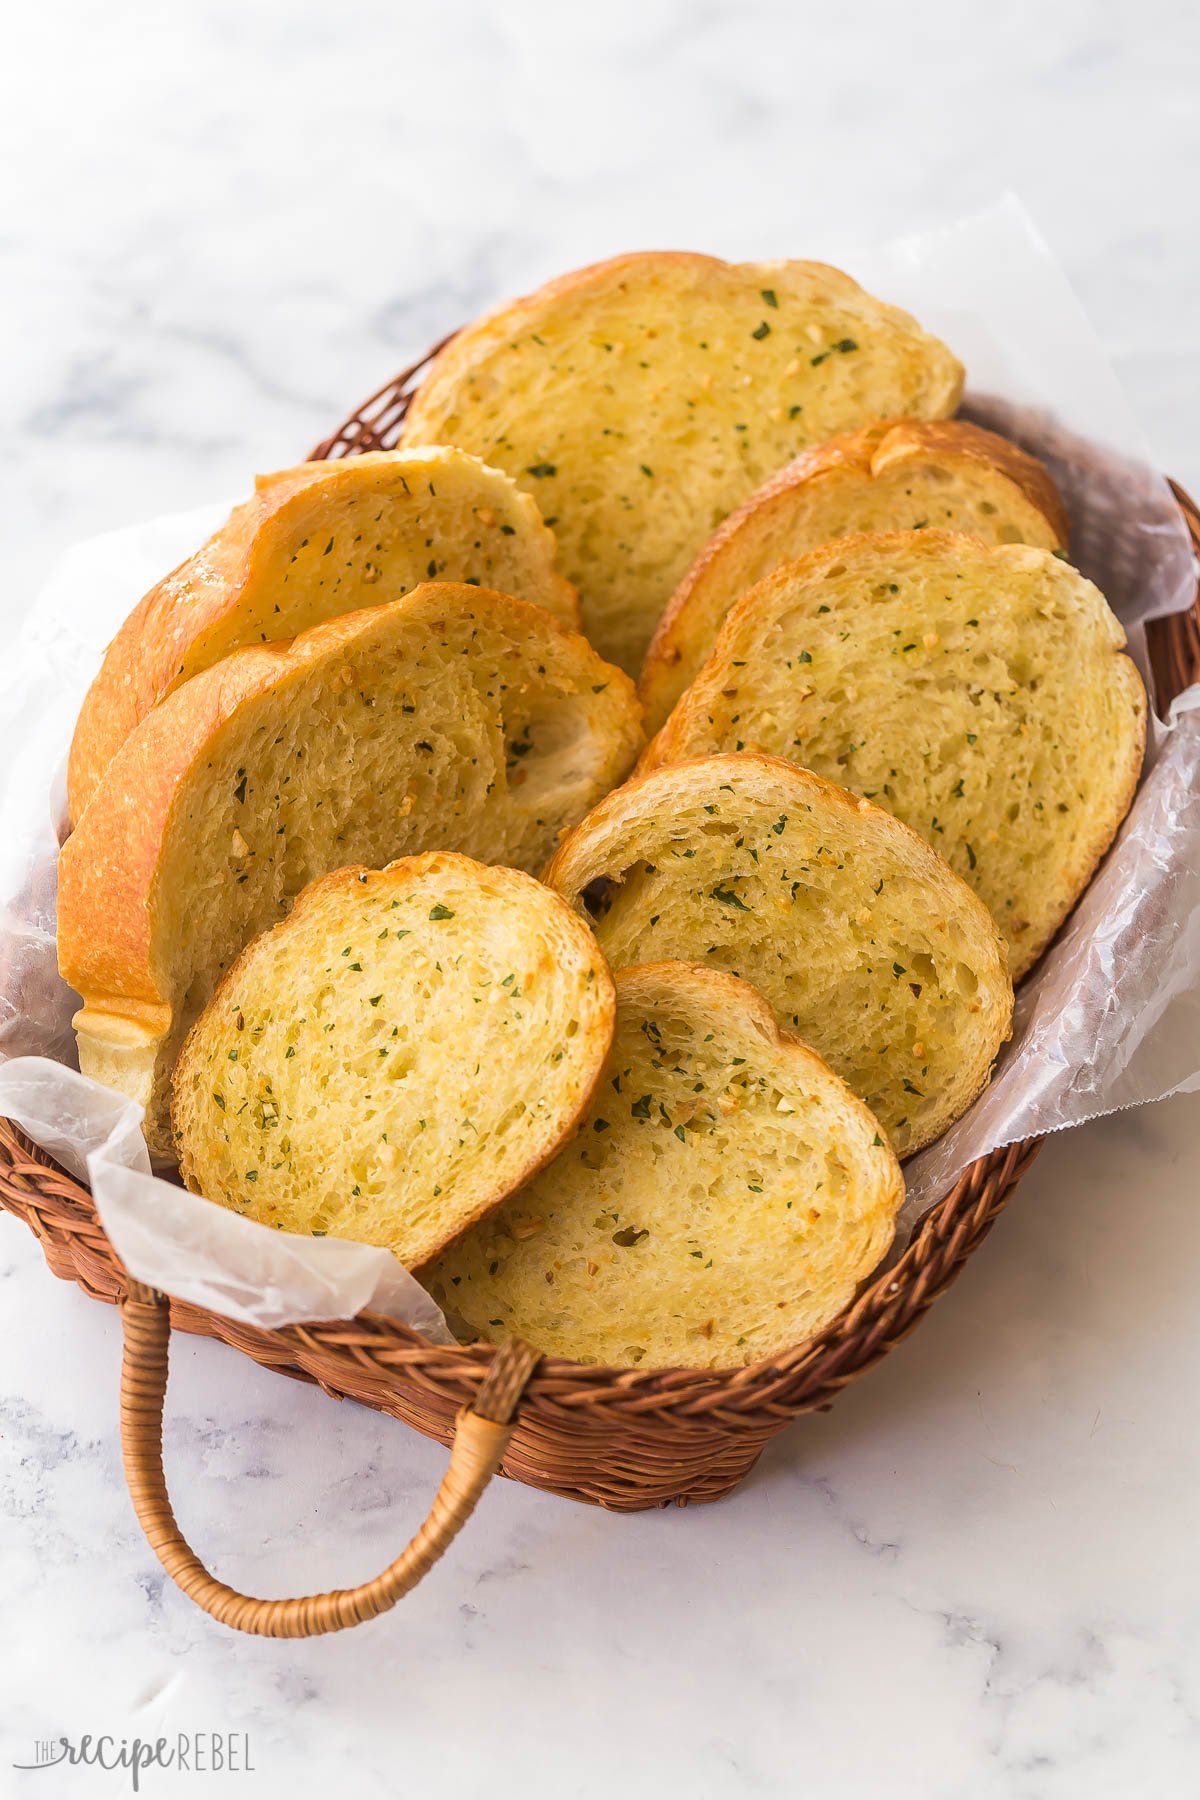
(118, 1281), (539, 1637)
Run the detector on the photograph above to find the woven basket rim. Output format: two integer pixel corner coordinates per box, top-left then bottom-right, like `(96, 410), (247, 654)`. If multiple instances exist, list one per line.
(0, 1115), (1041, 1408)
(3, 352), (1197, 1425)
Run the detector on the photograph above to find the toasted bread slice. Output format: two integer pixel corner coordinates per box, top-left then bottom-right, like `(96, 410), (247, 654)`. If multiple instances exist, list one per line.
(67, 448), (578, 820)
(172, 855), (615, 1268)
(399, 253), (963, 675)
(544, 754), (1012, 1156)
(643, 533), (1146, 978)
(424, 961), (904, 1369)
(58, 584), (640, 1162)
(640, 420), (1068, 728)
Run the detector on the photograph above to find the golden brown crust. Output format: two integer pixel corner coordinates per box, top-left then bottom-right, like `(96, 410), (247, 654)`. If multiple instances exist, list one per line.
(717, 418), (1067, 539)
(638, 419), (1068, 728)
(865, 419), (1069, 545)
(66, 475), (310, 827)
(58, 641), (289, 1018)
(633, 726), (669, 778)
(1023, 653), (1146, 977)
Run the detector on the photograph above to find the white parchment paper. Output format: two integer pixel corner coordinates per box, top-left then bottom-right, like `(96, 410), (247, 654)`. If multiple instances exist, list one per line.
(0, 197), (1196, 1328)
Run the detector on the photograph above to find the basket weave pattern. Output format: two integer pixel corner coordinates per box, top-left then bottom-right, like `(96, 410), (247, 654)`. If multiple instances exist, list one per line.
(1, 367), (1196, 1512)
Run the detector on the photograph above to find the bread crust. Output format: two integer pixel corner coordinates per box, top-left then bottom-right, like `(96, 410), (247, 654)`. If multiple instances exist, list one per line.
(67, 448), (578, 823)
(639, 531), (1146, 979)
(544, 751), (1013, 1155)
(865, 420), (1069, 543)
(1029, 649), (1146, 969)
(640, 419), (1068, 729)
(60, 641), (288, 1022)
(172, 852), (617, 1269)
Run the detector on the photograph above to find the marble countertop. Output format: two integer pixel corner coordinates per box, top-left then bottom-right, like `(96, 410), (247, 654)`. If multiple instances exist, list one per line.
(4, 2), (1200, 1795)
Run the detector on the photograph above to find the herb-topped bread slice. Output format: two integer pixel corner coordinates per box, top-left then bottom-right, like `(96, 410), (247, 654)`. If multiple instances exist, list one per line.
(172, 855), (615, 1268)
(639, 419), (1068, 729)
(544, 754), (1012, 1156)
(399, 253), (963, 675)
(424, 961), (904, 1370)
(68, 447), (578, 821)
(58, 583), (640, 1162)
(642, 532), (1145, 977)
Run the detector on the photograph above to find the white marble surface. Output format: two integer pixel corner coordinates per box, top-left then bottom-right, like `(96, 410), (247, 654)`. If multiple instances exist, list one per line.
(3, 2), (1200, 1795)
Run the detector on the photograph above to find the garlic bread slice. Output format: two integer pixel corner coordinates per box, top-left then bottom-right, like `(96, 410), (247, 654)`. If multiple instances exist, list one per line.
(640, 419), (1067, 728)
(425, 961), (904, 1370)
(644, 532), (1146, 977)
(173, 854), (614, 1268)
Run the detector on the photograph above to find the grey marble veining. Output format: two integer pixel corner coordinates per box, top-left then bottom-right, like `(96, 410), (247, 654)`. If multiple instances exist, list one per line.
(3, 2), (1200, 1795)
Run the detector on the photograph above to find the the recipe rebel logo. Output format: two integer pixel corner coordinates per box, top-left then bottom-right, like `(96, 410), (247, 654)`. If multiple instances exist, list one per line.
(12, 1734), (256, 1788)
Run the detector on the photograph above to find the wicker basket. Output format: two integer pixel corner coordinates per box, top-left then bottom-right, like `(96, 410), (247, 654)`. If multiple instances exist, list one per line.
(2, 346), (1197, 1638)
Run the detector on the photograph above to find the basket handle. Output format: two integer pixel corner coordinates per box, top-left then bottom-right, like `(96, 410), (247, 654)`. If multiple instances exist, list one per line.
(118, 1281), (539, 1637)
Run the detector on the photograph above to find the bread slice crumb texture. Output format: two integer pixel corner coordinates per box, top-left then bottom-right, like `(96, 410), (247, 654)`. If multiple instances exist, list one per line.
(544, 754), (1012, 1157)
(401, 253), (963, 675)
(639, 419), (1068, 729)
(424, 961), (904, 1370)
(172, 854), (615, 1269)
(645, 532), (1146, 977)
